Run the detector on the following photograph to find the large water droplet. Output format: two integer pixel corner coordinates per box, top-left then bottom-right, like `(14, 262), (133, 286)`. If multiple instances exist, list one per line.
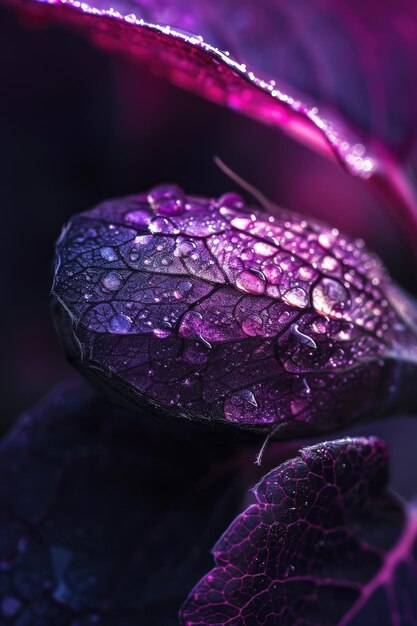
(100, 247), (118, 261)
(147, 184), (185, 216)
(312, 278), (349, 316)
(125, 209), (151, 227)
(298, 266), (315, 281)
(179, 311), (203, 337)
(236, 269), (266, 294)
(242, 314), (263, 336)
(110, 313), (132, 334)
(283, 287), (308, 308)
(175, 238), (197, 258)
(263, 263), (282, 285)
(318, 230), (337, 249)
(224, 389), (258, 422)
(218, 192), (244, 210)
(231, 389), (258, 407)
(174, 281), (193, 299)
(148, 216), (176, 234)
(230, 216), (252, 230)
(102, 271), (122, 291)
(320, 255), (339, 273)
(254, 241), (275, 257)
(152, 323), (172, 339)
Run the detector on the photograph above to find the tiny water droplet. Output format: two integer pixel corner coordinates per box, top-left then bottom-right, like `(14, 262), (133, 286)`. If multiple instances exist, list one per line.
(335, 322), (355, 341)
(311, 318), (329, 334)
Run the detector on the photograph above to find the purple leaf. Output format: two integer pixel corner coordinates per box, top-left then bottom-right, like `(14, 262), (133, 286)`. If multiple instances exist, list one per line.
(52, 188), (417, 436)
(0, 378), (247, 624)
(181, 436), (417, 626)
(7, 0), (417, 243)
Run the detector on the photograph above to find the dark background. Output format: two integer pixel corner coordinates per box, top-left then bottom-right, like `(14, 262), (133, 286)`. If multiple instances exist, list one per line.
(1, 6), (417, 494)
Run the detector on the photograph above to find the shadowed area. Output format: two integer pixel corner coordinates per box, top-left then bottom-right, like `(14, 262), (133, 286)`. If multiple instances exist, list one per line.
(0, 378), (253, 624)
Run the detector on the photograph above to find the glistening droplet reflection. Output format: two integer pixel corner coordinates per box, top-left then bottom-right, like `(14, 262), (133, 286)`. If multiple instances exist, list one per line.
(312, 278), (349, 316)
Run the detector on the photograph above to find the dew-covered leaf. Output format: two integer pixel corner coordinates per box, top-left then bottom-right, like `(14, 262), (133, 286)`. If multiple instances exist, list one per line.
(52, 188), (417, 437)
(7, 0), (417, 239)
(0, 378), (247, 625)
(181, 436), (417, 626)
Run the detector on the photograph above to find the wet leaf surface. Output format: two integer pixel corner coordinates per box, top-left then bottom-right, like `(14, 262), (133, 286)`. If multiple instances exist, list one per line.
(181, 437), (417, 626)
(53, 188), (417, 437)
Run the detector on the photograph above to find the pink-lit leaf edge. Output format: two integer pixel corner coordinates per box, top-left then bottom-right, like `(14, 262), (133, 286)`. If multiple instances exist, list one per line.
(8, 0), (417, 247)
(181, 436), (417, 626)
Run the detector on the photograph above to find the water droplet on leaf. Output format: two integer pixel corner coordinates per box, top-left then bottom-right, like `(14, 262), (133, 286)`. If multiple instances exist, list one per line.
(312, 278), (349, 316)
(147, 184), (185, 216)
(174, 281), (193, 299)
(175, 238), (197, 257)
(179, 311), (203, 337)
(242, 314), (263, 336)
(100, 247), (117, 261)
(102, 271), (122, 291)
(236, 269), (266, 294)
(110, 313), (132, 334)
(148, 216), (176, 234)
(283, 287), (308, 308)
